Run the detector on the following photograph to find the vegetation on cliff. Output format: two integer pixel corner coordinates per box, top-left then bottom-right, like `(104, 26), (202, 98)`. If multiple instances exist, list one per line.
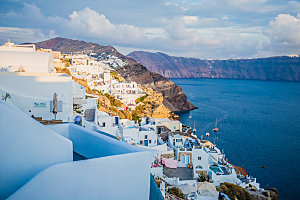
(55, 65), (179, 121)
(217, 182), (253, 200)
(167, 187), (185, 199)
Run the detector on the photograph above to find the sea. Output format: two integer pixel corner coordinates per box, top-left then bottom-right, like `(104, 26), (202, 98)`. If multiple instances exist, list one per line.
(171, 78), (300, 200)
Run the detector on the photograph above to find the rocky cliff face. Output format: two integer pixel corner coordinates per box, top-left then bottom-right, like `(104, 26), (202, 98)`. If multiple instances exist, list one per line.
(115, 62), (197, 112)
(128, 51), (300, 81)
(35, 37), (197, 112)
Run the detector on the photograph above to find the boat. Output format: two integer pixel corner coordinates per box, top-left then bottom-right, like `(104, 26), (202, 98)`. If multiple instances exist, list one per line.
(212, 118), (219, 132)
(206, 132), (210, 137)
(193, 121), (196, 133)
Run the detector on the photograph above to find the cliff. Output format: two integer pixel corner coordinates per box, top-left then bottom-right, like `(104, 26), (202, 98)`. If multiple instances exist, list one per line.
(115, 62), (197, 112)
(128, 51), (300, 81)
(35, 37), (197, 112)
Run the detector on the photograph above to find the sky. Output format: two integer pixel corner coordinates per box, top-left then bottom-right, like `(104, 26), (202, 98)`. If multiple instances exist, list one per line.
(0, 0), (300, 59)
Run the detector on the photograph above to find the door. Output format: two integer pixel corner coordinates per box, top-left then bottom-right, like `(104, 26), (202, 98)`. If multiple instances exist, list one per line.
(144, 140), (148, 146)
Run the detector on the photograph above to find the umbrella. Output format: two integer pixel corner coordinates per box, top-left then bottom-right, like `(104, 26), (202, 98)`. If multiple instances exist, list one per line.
(53, 92), (58, 119)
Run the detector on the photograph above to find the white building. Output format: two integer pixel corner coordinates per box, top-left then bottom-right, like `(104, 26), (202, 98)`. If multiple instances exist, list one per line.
(0, 40), (35, 52)
(154, 118), (182, 132)
(0, 51), (55, 73)
(0, 40), (55, 73)
(111, 81), (144, 105)
(95, 111), (120, 137)
(120, 119), (158, 147)
(0, 72), (73, 122)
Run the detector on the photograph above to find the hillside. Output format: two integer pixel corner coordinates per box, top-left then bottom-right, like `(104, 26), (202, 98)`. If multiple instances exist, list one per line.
(128, 51), (300, 81)
(35, 37), (197, 112)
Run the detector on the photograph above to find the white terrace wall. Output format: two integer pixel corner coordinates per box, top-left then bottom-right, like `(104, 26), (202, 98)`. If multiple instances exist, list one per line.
(0, 100), (73, 199)
(8, 152), (151, 200)
(0, 72), (73, 122)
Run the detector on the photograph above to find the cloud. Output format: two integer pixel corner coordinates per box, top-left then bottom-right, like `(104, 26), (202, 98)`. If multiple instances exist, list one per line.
(0, 27), (51, 44)
(269, 13), (300, 54)
(0, 3), (299, 58)
(65, 8), (146, 45)
(183, 16), (199, 25)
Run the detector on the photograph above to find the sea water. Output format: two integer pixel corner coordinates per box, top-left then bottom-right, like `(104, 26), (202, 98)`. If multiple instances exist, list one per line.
(171, 78), (300, 200)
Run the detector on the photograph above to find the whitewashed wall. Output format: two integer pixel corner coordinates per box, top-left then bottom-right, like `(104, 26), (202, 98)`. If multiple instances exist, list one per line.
(9, 152), (151, 200)
(0, 100), (73, 199)
(0, 72), (73, 121)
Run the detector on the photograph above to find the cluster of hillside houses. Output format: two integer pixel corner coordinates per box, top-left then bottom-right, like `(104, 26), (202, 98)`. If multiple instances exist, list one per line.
(0, 40), (261, 200)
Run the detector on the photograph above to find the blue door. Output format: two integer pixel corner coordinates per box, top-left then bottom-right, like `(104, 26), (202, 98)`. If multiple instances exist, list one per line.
(144, 140), (148, 146)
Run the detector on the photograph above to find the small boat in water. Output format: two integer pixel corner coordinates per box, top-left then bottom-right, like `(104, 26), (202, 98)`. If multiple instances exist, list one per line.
(212, 118), (219, 132)
(206, 132), (210, 137)
(193, 121), (196, 133)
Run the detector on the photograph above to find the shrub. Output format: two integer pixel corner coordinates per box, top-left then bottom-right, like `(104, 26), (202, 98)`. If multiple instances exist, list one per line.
(217, 182), (254, 200)
(132, 113), (141, 124)
(104, 93), (122, 107)
(119, 110), (132, 120)
(92, 89), (103, 95)
(135, 94), (148, 104)
(197, 174), (210, 182)
(110, 106), (118, 114)
(1, 93), (11, 101)
(167, 187), (185, 199)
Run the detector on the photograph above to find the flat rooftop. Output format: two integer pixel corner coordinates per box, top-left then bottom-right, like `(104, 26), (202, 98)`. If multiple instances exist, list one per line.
(163, 167), (193, 180)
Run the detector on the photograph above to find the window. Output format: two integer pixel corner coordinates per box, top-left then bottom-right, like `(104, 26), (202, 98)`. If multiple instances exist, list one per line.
(140, 140), (143, 145)
(196, 165), (203, 169)
(145, 135), (148, 139)
(198, 156), (201, 160)
(149, 140), (152, 144)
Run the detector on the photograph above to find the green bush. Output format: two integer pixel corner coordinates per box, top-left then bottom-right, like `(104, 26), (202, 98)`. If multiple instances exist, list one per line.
(119, 110), (132, 120)
(135, 94), (148, 104)
(132, 113), (141, 124)
(92, 89), (103, 95)
(197, 174), (210, 182)
(105, 93), (122, 107)
(167, 187), (185, 199)
(217, 182), (254, 200)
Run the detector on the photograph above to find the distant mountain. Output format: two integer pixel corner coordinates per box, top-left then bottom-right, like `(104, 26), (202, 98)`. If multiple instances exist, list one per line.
(128, 51), (300, 81)
(35, 37), (124, 58)
(35, 37), (197, 112)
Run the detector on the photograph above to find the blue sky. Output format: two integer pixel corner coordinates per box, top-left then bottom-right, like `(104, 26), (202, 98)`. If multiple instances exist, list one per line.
(0, 0), (300, 58)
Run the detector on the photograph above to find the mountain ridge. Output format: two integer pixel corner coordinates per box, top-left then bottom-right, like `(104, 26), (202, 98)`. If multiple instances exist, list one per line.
(128, 51), (300, 81)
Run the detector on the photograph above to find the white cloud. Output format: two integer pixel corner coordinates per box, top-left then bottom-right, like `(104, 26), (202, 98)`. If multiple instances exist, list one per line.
(183, 16), (199, 25)
(0, 27), (49, 44)
(269, 13), (300, 53)
(1, 3), (299, 58)
(64, 7), (146, 45)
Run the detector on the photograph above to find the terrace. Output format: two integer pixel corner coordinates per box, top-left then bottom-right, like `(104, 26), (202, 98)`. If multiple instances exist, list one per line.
(0, 100), (155, 200)
(163, 167), (193, 181)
